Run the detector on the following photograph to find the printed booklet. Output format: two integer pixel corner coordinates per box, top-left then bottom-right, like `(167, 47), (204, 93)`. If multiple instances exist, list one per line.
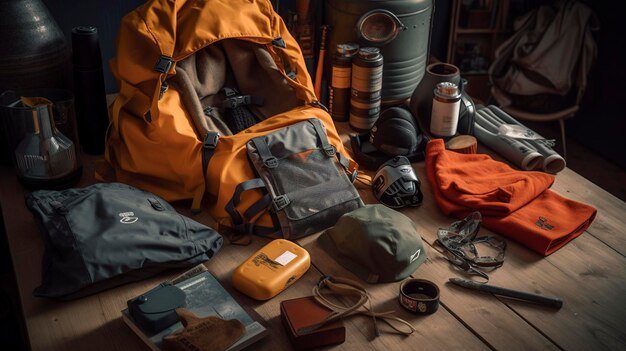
(121, 265), (268, 351)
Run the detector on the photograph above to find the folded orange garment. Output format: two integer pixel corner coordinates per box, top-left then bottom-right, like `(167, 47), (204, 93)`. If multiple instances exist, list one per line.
(426, 139), (596, 256)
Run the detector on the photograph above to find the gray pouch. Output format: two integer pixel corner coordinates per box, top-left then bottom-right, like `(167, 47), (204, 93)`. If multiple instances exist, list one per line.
(26, 182), (223, 300)
(245, 118), (363, 239)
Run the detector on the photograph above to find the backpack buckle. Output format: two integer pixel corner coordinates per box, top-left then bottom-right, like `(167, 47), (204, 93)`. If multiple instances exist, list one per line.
(323, 145), (336, 157)
(272, 195), (290, 212)
(350, 169), (358, 183)
(263, 156), (278, 168)
(154, 55), (173, 74)
(222, 95), (251, 109)
(203, 132), (219, 149)
(272, 37), (286, 48)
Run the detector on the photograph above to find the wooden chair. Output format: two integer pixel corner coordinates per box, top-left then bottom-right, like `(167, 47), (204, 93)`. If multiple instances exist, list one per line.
(490, 85), (585, 160)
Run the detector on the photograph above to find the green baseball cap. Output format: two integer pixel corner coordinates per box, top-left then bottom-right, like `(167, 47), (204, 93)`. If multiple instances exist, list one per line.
(318, 204), (427, 284)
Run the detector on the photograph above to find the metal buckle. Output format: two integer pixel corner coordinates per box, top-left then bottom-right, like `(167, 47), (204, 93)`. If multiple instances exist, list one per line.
(203, 132), (219, 149)
(263, 156), (278, 169)
(272, 195), (290, 211)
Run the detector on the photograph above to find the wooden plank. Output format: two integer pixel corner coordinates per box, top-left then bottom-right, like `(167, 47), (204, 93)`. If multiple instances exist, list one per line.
(405, 160), (626, 351)
(24, 282), (146, 351)
(551, 168), (626, 256)
(298, 233), (491, 351)
(352, 163), (561, 351)
(2, 118), (625, 351)
(202, 236), (299, 351)
(490, 228), (626, 351)
(98, 278), (163, 351)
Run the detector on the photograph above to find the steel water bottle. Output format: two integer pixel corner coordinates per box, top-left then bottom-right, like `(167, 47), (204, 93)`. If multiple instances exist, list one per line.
(329, 43), (359, 122)
(349, 47), (383, 132)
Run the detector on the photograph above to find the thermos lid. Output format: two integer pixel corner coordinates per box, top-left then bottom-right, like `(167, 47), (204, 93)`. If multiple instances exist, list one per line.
(434, 82), (461, 99)
(357, 47), (381, 60)
(71, 26), (102, 69)
(336, 43), (359, 57)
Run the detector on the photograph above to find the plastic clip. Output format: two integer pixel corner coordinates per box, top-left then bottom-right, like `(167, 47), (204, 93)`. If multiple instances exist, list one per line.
(222, 95), (251, 109)
(203, 132), (219, 149)
(263, 156), (278, 169)
(272, 195), (290, 211)
(323, 145), (336, 157)
(154, 55), (173, 74)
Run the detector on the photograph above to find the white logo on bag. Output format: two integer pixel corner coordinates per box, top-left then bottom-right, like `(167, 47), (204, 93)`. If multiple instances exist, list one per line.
(119, 211), (138, 224)
(409, 248), (422, 263)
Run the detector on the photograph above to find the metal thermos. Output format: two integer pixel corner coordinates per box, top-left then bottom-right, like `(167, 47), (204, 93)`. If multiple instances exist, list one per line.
(71, 26), (109, 155)
(430, 82), (461, 137)
(330, 43), (359, 122)
(349, 47), (383, 132)
(326, 0), (433, 104)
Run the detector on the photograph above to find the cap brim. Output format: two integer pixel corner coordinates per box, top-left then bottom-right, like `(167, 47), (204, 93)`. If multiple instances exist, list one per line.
(317, 230), (380, 284)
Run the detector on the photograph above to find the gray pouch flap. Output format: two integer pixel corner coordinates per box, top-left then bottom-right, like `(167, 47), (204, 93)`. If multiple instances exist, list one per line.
(246, 119), (362, 237)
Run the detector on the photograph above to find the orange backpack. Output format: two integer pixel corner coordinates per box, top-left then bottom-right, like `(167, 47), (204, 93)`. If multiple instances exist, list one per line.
(105, 0), (359, 237)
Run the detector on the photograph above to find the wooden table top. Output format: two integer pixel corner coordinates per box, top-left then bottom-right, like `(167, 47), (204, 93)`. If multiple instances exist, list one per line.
(1, 123), (625, 351)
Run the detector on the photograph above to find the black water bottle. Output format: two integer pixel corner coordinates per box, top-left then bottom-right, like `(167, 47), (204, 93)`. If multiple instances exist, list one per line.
(71, 26), (109, 155)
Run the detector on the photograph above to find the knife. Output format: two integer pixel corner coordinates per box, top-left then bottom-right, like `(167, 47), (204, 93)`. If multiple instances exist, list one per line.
(449, 278), (563, 309)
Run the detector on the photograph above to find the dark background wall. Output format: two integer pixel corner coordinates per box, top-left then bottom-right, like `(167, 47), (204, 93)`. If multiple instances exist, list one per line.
(41, 0), (624, 168)
(42, 0), (144, 94)
(565, 0), (626, 170)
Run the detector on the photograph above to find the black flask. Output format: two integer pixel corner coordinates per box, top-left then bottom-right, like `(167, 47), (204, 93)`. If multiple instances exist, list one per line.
(71, 26), (109, 155)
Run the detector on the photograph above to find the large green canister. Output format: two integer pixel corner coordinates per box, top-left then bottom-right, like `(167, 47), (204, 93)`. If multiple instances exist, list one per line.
(326, 0), (433, 105)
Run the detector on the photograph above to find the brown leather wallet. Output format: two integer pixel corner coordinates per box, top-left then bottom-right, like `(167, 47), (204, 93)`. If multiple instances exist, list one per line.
(280, 296), (346, 350)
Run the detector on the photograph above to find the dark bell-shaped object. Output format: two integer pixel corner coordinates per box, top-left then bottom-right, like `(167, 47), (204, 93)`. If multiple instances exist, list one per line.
(0, 0), (71, 92)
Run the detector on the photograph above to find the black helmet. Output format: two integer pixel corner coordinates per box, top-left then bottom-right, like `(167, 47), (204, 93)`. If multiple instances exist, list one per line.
(372, 155), (423, 208)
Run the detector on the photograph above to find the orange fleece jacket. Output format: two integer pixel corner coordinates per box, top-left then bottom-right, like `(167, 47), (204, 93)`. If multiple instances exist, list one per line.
(426, 139), (596, 256)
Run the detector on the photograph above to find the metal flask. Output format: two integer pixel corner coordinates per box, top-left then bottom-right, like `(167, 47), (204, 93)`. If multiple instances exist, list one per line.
(1, 95), (81, 189)
(326, 0), (433, 105)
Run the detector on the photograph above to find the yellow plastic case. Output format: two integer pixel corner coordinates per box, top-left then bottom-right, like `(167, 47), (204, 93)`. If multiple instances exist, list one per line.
(233, 239), (310, 300)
